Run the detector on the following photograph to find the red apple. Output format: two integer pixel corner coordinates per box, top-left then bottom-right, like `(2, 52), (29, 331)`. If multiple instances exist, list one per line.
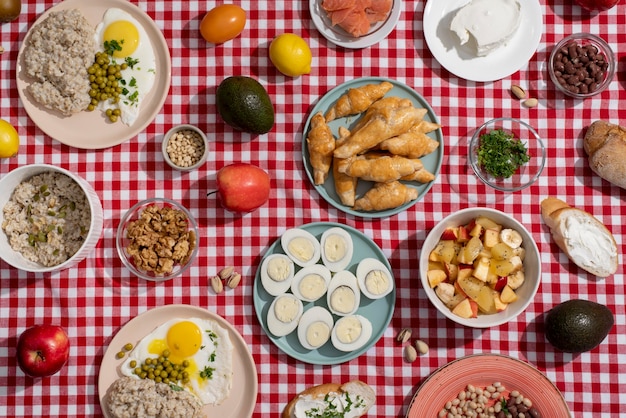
(574, 0), (620, 11)
(214, 163), (270, 213)
(17, 325), (70, 378)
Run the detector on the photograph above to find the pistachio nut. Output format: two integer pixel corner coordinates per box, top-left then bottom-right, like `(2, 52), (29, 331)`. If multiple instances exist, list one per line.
(511, 85), (526, 100)
(523, 98), (538, 108)
(226, 272), (242, 289)
(211, 275), (224, 294)
(396, 328), (412, 344)
(218, 266), (235, 281)
(404, 345), (418, 363)
(415, 339), (429, 355)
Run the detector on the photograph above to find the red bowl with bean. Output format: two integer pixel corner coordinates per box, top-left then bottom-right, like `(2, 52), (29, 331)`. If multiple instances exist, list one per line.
(549, 33), (615, 98)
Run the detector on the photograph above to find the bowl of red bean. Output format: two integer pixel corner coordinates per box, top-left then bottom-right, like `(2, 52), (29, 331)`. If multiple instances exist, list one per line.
(549, 33), (615, 98)
(162, 124), (209, 171)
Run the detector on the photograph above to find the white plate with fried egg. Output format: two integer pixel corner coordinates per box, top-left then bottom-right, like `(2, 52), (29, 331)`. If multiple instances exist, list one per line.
(422, 0), (543, 82)
(253, 222), (396, 365)
(98, 304), (257, 418)
(16, 0), (171, 149)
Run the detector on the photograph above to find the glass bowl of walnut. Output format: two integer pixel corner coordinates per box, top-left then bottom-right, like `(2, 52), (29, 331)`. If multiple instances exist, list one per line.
(116, 198), (199, 281)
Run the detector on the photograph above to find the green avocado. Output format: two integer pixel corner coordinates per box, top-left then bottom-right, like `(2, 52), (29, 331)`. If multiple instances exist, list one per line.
(544, 299), (614, 353)
(216, 76), (275, 135)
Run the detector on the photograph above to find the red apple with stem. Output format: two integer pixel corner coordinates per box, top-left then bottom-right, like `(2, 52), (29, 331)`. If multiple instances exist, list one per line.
(17, 325), (70, 377)
(574, 0), (620, 11)
(210, 163), (270, 213)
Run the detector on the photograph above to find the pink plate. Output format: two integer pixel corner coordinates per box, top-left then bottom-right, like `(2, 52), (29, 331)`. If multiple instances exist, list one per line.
(406, 353), (571, 417)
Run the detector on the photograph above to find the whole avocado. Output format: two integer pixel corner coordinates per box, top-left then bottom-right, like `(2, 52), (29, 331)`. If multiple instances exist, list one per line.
(544, 299), (614, 353)
(216, 76), (274, 135)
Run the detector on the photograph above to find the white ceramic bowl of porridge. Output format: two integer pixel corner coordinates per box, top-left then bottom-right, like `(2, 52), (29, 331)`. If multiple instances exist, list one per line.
(0, 164), (103, 273)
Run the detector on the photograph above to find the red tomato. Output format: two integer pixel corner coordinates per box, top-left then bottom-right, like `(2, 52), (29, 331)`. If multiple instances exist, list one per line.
(200, 4), (246, 44)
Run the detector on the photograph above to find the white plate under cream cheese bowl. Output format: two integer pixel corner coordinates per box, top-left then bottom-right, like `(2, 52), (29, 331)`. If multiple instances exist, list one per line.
(422, 0), (543, 82)
(0, 164), (104, 273)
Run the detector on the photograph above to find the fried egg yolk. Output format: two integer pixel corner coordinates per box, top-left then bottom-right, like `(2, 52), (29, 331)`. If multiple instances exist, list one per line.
(147, 320), (203, 364)
(103, 20), (139, 58)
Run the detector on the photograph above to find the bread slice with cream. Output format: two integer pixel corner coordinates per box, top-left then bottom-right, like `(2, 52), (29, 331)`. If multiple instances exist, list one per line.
(282, 380), (375, 418)
(541, 197), (618, 277)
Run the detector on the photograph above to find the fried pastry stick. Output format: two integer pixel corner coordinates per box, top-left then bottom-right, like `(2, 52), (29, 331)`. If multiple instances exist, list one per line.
(378, 120), (441, 158)
(353, 181), (418, 212)
(306, 112), (336, 185)
(334, 105), (427, 159)
(333, 127), (358, 206)
(338, 154), (424, 183)
(325, 81), (394, 122)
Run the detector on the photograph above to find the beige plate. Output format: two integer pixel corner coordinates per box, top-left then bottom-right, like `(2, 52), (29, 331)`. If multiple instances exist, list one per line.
(16, 0), (171, 149)
(98, 304), (258, 418)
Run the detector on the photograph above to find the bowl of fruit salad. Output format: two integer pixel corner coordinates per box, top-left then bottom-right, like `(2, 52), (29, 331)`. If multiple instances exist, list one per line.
(420, 207), (541, 328)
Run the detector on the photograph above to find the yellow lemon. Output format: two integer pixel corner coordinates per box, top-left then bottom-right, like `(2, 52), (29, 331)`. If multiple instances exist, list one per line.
(0, 119), (19, 158)
(269, 33), (312, 77)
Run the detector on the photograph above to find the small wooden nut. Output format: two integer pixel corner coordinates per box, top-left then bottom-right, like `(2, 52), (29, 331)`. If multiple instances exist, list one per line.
(211, 276), (224, 294)
(404, 345), (418, 363)
(0, 46), (5, 55)
(523, 98), (538, 108)
(226, 272), (241, 289)
(396, 328), (412, 344)
(218, 266), (235, 281)
(415, 339), (429, 355)
(511, 85), (527, 100)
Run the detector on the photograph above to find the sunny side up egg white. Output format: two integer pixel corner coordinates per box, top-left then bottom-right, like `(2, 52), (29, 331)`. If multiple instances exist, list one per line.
(94, 8), (156, 126)
(121, 317), (234, 405)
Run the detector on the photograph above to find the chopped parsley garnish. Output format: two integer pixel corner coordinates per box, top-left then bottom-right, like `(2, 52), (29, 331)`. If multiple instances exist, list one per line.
(125, 56), (139, 69)
(104, 39), (124, 56)
(199, 366), (215, 380)
(303, 393), (365, 418)
(476, 129), (530, 179)
(169, 384), (184, 391)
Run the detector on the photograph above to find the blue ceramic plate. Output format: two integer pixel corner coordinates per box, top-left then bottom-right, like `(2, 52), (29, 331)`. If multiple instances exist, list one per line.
(253, 222), (396, 365)
(302, 77), (444, 218)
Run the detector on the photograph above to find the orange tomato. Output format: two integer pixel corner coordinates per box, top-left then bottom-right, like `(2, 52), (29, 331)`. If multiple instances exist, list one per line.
(200, 4), (246, 44)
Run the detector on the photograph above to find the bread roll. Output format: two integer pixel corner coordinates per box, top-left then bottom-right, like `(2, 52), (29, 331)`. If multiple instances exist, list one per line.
(541, 197), (618, 277)
(583, 120), (626, 189)
(281, 380), (375, 418)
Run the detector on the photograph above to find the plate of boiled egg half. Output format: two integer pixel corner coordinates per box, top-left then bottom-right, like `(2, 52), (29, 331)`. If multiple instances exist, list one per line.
(253, 222), (396, 365)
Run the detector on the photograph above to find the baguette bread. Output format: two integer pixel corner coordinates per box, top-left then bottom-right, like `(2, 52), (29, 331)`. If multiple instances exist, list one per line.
(583, 120), (626, 189)
(282, 380), (376, 418)
(541, 197), (618, 277)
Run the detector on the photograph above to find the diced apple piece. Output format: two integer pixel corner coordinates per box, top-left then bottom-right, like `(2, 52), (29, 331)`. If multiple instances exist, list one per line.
(472, 257), (490, 282)
(457, 225), (470, 243)
(476, 216), (502, 232)
(490, 242), (514, 261)
(429, 242), (445, 262)
(427, 269), (447, 288)
(476, 286), (497, 314)
(506, 270), (525, 290)
(500, 285), (518, 303)
(428, 261), (444, 271)
(454, 280), (467, 298)
(493, 276), (508, 292)
(452, 298), (478, 318)
(440, 227), (458, 241)
(457, 266), (473, 282)
(493, 291), (508, 312)
(457, 275), (484, 301)
(468, 221), (483, 238)
(444, 262), (459, 280)
(491, 259), (516, 277)
(482, 228), (500, 248)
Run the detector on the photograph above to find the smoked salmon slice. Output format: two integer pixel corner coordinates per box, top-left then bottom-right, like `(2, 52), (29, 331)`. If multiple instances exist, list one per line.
(321, 0), (392, 38)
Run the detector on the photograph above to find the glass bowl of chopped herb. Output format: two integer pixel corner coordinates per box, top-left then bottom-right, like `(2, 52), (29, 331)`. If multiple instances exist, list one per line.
(469, 118), (546, 192)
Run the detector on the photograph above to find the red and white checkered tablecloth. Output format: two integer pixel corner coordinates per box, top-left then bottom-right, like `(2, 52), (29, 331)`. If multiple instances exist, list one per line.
(1, 0), (625, 417)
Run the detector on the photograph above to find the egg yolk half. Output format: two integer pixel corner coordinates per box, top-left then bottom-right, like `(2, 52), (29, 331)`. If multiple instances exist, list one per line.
(103, 20), (139, 58)
(147, 320), (203, 364)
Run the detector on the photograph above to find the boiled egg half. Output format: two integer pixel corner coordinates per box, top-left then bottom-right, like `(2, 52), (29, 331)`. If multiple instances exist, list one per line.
(267, 293), (303, 337)
(290, 264), (332, 302)
(326, 270), (360, 317)
(281, 228), (321, 267)
(331, 314), (373, 352)
(356, 258), (394, 299)
(260, 253), (295, 296)
(320, 226), (353, 272)
(297, 306), (334, 350)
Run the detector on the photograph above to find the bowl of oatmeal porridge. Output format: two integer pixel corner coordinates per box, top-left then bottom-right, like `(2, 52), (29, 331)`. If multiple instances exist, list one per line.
(0, 164), (103, 273)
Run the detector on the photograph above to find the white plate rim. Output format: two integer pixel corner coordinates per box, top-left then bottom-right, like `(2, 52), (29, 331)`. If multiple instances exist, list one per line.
(252, 222), (396, 365)
(16, 0), (172, 149)
(309, 0), (402, 49)
(97, 304), (258, 418)
(422, 0), (543, 82)
(302, 76), (444, 218)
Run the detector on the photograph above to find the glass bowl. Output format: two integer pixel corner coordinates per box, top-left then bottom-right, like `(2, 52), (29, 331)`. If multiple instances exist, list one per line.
(116, 198), (199, 281)
(420, 207), (541, 328)
(548, 33), (615, 99)
(469, 118), (546, 192)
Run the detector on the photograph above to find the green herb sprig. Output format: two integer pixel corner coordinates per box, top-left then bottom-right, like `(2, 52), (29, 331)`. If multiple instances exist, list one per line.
(476, 129), (531, 179)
